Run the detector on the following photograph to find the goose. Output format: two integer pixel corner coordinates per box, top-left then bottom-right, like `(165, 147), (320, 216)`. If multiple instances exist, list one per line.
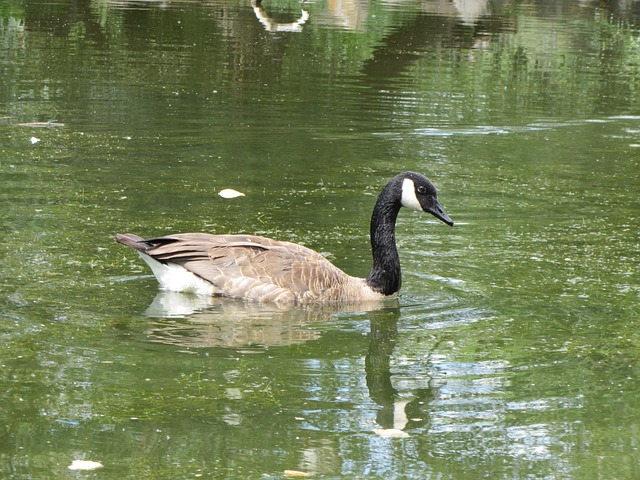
(115, 171), (453, 305)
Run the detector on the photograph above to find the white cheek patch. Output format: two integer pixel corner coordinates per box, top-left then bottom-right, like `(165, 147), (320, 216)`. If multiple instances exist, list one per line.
(400, 178), (423, 211)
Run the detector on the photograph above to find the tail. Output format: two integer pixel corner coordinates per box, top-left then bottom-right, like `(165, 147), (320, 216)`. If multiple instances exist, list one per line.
(115, 233), (147, 253)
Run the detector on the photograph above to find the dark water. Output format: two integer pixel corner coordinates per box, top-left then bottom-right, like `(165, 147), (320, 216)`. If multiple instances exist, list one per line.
(1, 0), (640, 478)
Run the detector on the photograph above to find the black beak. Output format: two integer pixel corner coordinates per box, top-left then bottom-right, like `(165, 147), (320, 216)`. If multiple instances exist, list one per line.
(427, 199), (453, 226)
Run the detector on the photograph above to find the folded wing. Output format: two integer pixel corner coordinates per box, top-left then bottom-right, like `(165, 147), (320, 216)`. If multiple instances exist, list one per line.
(116, 233), (351, 303)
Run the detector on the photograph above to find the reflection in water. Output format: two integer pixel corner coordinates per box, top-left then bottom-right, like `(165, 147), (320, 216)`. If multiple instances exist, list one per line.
(252, 0), (309, 33)
(419, 0), (493, 25)
(144, 291), (324, 347)
(366, 308), (435, 433)
(451, 0), (490, 25)
(146, 291), (435, 435)
(143, 290), (401, 348)
(250, 0), (491, 31)
(323, 0), (370, 30)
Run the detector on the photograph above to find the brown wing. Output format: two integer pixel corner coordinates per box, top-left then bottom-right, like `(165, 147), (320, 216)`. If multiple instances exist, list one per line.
(120, 233), (351, 303)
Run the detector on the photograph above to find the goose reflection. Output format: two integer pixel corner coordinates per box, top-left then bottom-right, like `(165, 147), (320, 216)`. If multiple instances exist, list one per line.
(252, 0), (309, 33)
(143, 290), (398, 348)
(144, 291), (434, 436)
(366, 308), (435, 434)
(144, 291), (328, 347)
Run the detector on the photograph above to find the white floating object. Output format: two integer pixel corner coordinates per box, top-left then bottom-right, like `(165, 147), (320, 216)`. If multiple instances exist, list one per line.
(218, 188), (245, 199)
(284, 470), (311, 477)
(30, 137), (40, 144)
(68, 460), (104, 471)
(373, 428), (410, 438)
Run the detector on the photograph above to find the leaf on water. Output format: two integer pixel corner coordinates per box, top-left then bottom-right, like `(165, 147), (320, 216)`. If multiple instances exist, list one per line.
(218, 188), (245, 199)
(284, 470), (311, 477)
(30, 137), (40, 144)
(372, 428), (410, 438)
(68, 460), (104, 471)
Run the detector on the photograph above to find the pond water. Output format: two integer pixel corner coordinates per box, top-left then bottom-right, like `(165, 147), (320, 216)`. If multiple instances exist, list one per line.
(1, 0), (640, 478)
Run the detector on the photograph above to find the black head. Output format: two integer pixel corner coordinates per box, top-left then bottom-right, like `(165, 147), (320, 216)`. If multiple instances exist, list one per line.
(397, 171), (453, 226)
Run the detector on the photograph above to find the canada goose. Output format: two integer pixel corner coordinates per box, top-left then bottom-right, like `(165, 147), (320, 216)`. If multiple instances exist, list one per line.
(115, 171), (453, 305)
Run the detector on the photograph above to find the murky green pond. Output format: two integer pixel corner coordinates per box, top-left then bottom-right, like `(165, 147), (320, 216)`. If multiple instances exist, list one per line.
(1, 0), (640, 478)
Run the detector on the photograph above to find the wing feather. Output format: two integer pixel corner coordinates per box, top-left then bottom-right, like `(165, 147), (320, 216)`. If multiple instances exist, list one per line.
(125, 233), (353, 303)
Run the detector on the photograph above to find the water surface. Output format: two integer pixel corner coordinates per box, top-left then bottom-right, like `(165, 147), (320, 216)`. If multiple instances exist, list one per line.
(1, 0), (639, 478)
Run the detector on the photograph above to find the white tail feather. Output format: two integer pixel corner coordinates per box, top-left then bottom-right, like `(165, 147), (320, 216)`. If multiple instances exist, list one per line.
(137, 253), (215, 295)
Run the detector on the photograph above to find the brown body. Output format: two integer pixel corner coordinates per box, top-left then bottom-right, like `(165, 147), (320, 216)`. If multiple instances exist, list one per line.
(116, 233), (388, 305)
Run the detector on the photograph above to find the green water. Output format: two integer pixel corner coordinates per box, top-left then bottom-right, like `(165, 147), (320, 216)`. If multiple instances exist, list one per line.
(1, 0), (639, 478)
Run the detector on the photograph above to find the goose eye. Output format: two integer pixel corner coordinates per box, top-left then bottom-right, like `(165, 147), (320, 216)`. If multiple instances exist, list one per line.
(416, 185), (427, 195)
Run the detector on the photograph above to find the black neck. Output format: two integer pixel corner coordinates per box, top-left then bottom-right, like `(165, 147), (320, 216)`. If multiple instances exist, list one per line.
(366, 183), (402, 295)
